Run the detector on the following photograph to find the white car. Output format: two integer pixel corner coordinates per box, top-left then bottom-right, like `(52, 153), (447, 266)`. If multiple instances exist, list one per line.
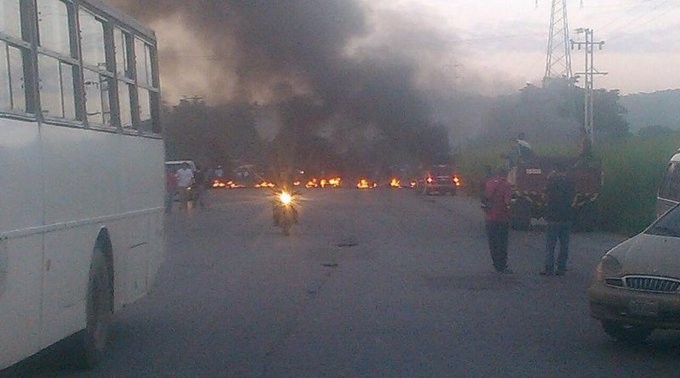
(588, 203), (680, 342)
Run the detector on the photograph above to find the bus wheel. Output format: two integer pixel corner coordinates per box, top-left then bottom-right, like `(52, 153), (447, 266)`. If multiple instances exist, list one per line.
(75, 246), (113, 369)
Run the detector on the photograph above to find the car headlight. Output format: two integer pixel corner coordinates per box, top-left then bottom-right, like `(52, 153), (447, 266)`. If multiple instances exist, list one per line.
(595, 254), (622, 282)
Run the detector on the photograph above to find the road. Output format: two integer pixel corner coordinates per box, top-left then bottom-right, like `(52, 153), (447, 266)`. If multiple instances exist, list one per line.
(9, 188), (680, 377)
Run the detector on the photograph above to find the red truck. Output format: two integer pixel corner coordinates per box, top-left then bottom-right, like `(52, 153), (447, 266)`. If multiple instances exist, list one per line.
(508, 157), (601, 231)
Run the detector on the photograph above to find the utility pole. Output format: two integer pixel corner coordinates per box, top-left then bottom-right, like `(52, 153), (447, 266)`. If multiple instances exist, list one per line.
(571, 28), (606, 145)
(543, 0), (573, 83)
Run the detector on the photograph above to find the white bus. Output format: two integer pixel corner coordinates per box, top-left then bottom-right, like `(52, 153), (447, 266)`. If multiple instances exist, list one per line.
(0, 0), (164, 370)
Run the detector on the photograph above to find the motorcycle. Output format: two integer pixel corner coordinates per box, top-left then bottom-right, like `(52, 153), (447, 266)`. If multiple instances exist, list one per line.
(273, 190), (298, 236)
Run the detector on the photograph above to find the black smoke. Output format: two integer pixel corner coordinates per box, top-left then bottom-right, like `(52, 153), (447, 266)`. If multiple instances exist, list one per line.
(108, 0), (452, 173)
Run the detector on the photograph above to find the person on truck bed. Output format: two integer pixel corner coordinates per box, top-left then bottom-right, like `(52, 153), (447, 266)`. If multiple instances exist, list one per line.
(508, 132), (535, 167)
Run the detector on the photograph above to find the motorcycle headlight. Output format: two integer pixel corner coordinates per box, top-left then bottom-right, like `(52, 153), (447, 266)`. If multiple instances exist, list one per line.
(595, 254), (622, 281)
(279, 192), (292, 205)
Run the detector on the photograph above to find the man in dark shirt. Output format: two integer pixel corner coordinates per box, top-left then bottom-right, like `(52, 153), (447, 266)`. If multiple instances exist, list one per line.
(541, 163), (575, 276)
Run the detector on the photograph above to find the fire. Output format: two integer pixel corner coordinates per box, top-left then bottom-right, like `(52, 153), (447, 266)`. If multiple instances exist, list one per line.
(390, 178), (401, 188)
(255, 181), (275, 188)
(305, 177), (342, 188)
(356, 179), (376, 189)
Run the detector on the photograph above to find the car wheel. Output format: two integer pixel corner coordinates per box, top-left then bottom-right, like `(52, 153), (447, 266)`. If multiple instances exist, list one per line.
(601, 320), (653, 343)
(74, 246), (113, 369)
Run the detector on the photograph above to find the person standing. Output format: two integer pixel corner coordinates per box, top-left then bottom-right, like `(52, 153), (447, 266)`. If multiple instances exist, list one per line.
(541, 163), (576, 276)
(175, 162), (194, 211)
(483, 167), (514, 273)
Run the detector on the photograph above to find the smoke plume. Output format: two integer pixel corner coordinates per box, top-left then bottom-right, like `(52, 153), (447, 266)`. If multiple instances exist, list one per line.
(108, 0), (460, 171)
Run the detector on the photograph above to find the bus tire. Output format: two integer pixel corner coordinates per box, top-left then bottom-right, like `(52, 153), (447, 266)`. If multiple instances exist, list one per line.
(75, 246), (113, 369)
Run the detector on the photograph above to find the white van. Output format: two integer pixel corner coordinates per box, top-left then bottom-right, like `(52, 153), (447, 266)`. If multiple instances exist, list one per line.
(657, 149), (680, 217)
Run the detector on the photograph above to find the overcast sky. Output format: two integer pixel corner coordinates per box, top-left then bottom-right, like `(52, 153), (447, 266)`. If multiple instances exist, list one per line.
(405, 0), (680, 94)
(129, 0), (680, 104)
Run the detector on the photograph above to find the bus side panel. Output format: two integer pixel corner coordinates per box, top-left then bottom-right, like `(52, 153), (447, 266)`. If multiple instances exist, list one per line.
(0, 237), (43, 370)
(0, 119), (43, 230)
(116, 136), (165, 305)
(41, 229), (92, 347)
(39, 127), (122, 347)
(0, 119), (44, 369)
(118, 135), (165, 213)
(41, 127), (120, 223)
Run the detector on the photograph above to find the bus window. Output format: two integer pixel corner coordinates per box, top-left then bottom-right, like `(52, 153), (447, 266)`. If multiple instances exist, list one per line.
(0, 1), (22, 38)
(36, 0), (72, 57)
(0, 1), (29, 114)
(38, 55), (77, 120)
(79, 9), (106, 70)
(113, 28), (132, 79)
(84, 69), (113, 127)
(134, 38), (151, 87)
(138, 87), (152, 132)
(118, 81), (133, 128)
(0, 43), (27, 113)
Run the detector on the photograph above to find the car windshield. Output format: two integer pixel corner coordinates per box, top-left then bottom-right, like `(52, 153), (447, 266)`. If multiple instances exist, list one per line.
(646, 204), (680, 237)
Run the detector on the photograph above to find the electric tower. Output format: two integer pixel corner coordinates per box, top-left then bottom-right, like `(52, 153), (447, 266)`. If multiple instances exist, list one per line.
(543, 0), (573, 82)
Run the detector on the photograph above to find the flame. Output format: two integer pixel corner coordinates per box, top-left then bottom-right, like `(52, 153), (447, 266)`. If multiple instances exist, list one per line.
(390, 178), (400, 188)
(357, 179), (375, 189)
(255, 181), (275, 188)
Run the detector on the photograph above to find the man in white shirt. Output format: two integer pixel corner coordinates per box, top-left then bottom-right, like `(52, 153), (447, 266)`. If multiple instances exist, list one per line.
(175, 162), (194, 210)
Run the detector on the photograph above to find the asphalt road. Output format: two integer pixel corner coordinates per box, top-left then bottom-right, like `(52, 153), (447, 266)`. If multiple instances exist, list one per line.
(8, 188), (680, 377)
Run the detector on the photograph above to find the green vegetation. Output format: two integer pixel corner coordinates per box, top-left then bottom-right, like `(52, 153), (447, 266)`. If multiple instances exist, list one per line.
(595, 132), (680, 235)
(459, 130), (680, 235)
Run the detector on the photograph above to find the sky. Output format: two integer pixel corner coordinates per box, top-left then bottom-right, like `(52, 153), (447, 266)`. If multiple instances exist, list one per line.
(415, 0), (680, 95)
(109, 0), (680, 104)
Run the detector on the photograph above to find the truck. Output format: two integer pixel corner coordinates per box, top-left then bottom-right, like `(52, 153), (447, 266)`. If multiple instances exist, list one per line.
(508, 157), (601, 231)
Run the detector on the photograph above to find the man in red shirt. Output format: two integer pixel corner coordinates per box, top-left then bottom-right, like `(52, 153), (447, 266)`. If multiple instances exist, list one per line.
(483, 167), (514, 273)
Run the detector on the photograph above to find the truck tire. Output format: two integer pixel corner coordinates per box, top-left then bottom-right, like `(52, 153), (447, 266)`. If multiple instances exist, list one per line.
(74, 246), (113, 369)
(510, 200), (532, 231)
